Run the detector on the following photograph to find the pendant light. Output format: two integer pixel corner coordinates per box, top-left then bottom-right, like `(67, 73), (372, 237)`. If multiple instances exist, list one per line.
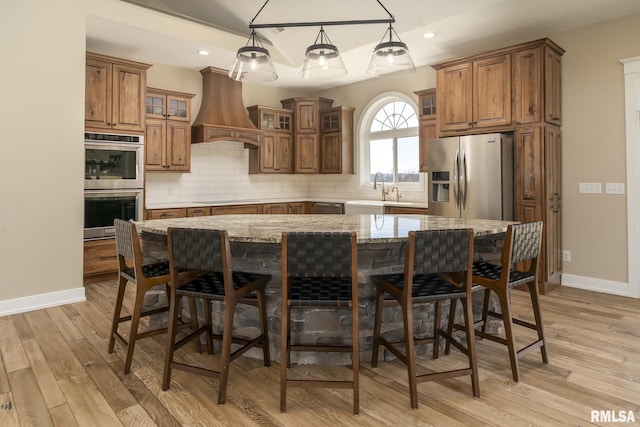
(229, 0), (415, 83)
(300, 26), (347, 79)
(228, 29), (277, 83)
(367, 23), (416, 77)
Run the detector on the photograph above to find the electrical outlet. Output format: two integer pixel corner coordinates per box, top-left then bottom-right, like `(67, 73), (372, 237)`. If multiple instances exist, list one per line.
(579, 183), (602, 194)
(605, 183), (625, 194)
(562, 250), (571, 262)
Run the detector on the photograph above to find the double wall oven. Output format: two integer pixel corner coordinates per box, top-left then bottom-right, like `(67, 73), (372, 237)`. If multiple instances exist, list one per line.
(84, 132), (144, 239)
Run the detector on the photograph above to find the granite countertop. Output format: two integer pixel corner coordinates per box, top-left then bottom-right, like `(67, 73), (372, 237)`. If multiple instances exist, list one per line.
(136, 214), (513, 243)
(146, 198), (429, 210)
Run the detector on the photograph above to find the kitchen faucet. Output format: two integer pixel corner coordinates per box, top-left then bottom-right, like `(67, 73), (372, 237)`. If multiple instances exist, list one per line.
(373, 172), (389, 201)
(391, 186), (402, 202)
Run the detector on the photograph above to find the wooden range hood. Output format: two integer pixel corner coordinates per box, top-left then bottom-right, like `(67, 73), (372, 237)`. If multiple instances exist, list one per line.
(191, 67), (262, 147)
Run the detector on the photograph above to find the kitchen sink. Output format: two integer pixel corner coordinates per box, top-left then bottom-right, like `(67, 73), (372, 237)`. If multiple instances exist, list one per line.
(344, 200), (415, 215)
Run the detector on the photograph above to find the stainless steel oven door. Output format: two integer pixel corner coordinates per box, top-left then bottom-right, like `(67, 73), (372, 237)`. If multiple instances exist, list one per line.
(84, 189), (143, 239)
(85, 142), (144, 190)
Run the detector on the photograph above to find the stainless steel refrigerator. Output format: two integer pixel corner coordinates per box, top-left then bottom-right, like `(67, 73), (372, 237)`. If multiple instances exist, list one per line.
(428, 133), (513, 220)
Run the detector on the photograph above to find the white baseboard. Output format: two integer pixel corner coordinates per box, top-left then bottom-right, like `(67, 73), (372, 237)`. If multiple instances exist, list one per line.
(0, 287), (86, 317)
(561, 274), (632, 297)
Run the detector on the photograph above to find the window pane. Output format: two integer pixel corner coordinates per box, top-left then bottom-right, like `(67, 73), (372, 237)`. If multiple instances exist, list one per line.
(370, 101), (418, 132)
(397, 136), (420, 182)
(370, 138), (393, 182)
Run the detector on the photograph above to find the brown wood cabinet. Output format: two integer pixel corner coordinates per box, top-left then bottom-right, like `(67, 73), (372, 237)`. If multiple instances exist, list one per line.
(414, 89), (437, 172)
(320, 107), (354, 174)
(262, 203), (288, 214)
(145, 88), (195, 172)
(513, 45), (563, 126)
(434, 54), (511, 134)
(187, 207), (211, 217)
(146, 208), (187, 220)
(85, 52), (150, 133)
(433, 38), (564, 293)
(83, 238), (118, 279)
(211, 204), (263, 215)
(384, 206), (429, 215)
(281, 97), (334, 174)
(288, 202), (305, 214)
(514, 124), (561, 292)
(247, 106), (294, 174)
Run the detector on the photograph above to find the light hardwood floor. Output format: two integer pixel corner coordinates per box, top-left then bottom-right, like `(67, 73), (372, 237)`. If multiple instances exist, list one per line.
(1, 281), (639, 426)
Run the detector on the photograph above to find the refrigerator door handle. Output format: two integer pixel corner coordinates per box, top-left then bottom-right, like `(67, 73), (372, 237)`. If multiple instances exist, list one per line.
(460, 152), (468, 209)
(453, 150), (460, 208)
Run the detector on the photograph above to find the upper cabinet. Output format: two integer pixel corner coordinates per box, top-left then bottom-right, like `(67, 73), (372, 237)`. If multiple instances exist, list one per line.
(85, 52), (151, 133)
(247, 105), (294, 174)
(513, 44), (563, 126)
(319, 107), (355, 174)
(414, 89), (437, 173)
(433, 39), (564, 136)
(434, 54), (511, 134)
(145, 87), (195, 172)
(280, 97), (334, 174)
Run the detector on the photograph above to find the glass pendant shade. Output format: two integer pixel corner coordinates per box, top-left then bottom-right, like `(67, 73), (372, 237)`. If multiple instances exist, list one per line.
(299, 27), (347, 79)
(228, 30), (277, 83)
(367, 26), (416, 77)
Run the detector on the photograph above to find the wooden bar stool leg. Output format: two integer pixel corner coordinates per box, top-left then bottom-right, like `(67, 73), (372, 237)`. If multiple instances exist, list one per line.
(257, 290), (271, 366)
(187, 296), (202, 354)
(497, 290), (520, 382)
(371, 287), (384, 368)
(124, 287), (146, 374)
(351, 301), (359, 415)
(433, 301), (443, 359)
(162, 294), (182, 391)
(444, 298), (457, 355)
(280, 300), (289, 412)
(217, 299), (236, 405)
(527, 282), (549, 363)
(402, 303), (418, 409)
(480, 289), (492, 334)
(461, 296), (480, 397)
(108, 277), (128, 354)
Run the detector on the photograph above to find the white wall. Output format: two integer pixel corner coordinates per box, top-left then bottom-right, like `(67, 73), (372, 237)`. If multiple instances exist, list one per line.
(0, 0), (86, 311)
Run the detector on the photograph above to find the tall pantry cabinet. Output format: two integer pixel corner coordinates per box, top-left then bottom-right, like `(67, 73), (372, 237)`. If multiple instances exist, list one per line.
(432, 38), (564, 293)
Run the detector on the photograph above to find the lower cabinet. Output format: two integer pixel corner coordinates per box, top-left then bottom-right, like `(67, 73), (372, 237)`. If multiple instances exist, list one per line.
(187, 207), (211, 217)
(146, 208), (187, 220)
(211, 204), (264, 215)
(263, 203), (288, 214)
(514, 124), (562, 293)
(384, 206), (429, 215)
(83, 238), (118, 281)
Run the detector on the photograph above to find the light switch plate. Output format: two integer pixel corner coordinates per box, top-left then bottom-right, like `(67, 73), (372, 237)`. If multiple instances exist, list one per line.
(605, 183), (625, 194)
(579, 183), (602, 194)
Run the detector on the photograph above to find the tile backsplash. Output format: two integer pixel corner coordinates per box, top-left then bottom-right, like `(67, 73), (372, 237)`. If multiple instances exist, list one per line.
(145, 141), (428, 204)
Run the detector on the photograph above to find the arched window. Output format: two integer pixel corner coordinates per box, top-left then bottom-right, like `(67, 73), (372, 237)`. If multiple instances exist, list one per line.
(359, 93), (420, 187)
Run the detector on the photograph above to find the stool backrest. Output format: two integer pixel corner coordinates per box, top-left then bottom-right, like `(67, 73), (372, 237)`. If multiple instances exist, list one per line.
(114, 218), (136, 260)
(510, 221), (543, 265)
(283, 232), (355, 278)
(411, 229), (474, 275)
(167, 228), (227, 273)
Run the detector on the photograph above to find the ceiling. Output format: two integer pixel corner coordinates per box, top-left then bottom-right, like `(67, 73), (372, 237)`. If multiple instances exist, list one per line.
(85, 0), (640, 91)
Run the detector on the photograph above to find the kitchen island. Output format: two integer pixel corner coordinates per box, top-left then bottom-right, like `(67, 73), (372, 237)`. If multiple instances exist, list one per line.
(137, 214), (514, 364)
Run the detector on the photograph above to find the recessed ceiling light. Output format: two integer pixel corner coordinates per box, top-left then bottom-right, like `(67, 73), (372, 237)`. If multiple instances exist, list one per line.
(197, 50), (210, 56)
(423, 32), (437, 39)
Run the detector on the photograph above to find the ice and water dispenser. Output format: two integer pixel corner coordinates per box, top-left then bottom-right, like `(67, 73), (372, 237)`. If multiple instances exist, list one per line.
(431, 171), (450, 203)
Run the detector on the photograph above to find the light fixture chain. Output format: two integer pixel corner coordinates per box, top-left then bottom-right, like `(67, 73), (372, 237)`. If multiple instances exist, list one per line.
(375, 0), (394, 19)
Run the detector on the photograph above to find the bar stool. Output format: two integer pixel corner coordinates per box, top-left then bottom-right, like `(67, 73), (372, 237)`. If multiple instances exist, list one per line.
(470, 221), (548, 382)
(109, 219), (176, 374)
(280, 231), (359, 415)
(371, 229), (479, 409)
(162, 227), (271, 405)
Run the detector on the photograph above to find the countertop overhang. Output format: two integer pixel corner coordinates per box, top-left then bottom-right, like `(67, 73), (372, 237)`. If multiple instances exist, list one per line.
(136, 214), (514, 243)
